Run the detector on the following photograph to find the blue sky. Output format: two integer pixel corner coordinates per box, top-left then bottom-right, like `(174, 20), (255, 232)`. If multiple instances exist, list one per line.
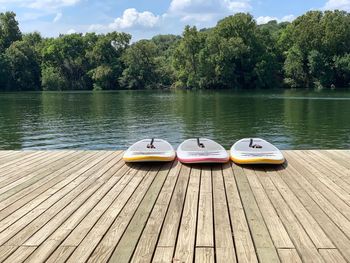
(0, 0), (349, 40)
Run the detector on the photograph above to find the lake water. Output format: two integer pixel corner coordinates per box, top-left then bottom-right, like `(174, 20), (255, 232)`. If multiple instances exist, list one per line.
(0, 90), (350, 150)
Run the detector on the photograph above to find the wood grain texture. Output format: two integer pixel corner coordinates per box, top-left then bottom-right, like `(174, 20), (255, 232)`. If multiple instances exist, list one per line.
(0, 150), (348, 262)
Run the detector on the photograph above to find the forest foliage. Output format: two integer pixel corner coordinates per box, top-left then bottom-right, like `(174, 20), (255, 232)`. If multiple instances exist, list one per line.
(1, 10), (350, 91)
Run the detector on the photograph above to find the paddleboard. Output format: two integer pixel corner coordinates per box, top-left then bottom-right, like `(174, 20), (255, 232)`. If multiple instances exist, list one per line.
(123, 138), (176, 162)
(230, 138), (285, 164)
(177, 138), (229, 164)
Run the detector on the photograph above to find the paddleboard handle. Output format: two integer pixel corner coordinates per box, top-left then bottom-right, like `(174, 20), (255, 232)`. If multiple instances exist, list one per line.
(197, 138), (205, 148)
(249, 138), (262, 149)
(147, 138), (156, 149)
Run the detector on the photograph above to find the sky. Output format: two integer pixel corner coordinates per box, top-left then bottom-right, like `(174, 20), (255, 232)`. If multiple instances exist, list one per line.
(1, 0), (350, 40)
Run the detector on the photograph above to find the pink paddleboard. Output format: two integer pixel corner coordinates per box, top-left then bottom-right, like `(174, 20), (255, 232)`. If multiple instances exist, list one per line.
(177, 138), (229, 164)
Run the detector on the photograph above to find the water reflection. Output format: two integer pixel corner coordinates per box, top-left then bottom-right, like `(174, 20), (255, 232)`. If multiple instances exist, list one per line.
(0, 90), (349, 150)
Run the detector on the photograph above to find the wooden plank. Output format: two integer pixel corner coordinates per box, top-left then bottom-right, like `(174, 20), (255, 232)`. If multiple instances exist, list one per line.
(24, 164), (135, 262)
(0, 151), (64, 185)
(0, 152), (103, 228)
(0, 151), (44, 171)
(60, 165), (149, 249)
(0, 151), (17, 158)
(243, 168), (294, 249)
(332, 150), (350, 161)
(323, 151), (350, 170)
(195, 247), (214, 263)
(212, 165), (236, 263)
(23, 153), (128, 246)
(0, 152), (34, 168)
(6, 179), (103, 247)
(89, 165), (178, 262)
(0, 150), (349, 262)
(0, 246), (17, 262)
(291, 151), (350, 205)
(3, 152), (119, 247)
(231, 163), (280, 263)
(64, 166), (156, 263)
(254, 168), (325, 263)
(108, 162), (175, 263)
(300, 151), (350, 192)
(284, 152), (350, 221)
(172, 166), (200, 263)
(152, 164), (191, 261)
(0, 151), (91, 203)
(0, 152), (114, 246)
(277, 249), (302, 263)
(276, 162), (350, 261)
(46, 246), (76, 263)
(0, 151), (60, 182)
(307, 151), (350, 183)
(319, 249), (347, 263)
(0, 151), (79, 203)
(0, 151), (95, 219)
(130, 161), (181, 263)
(196, 166), (214, 248)
(222, 163), (257, 263)
(2, 246), (36, 263)
(256, 168), (334, 249)
(311, 150), (350, 173)
(152, 247), (174, 263)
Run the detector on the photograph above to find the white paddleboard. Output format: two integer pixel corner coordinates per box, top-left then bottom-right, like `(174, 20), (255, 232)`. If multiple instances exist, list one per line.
(177, 138), (229, 164)
(123, 139), (176, 162)
(230, 138), (285, 164)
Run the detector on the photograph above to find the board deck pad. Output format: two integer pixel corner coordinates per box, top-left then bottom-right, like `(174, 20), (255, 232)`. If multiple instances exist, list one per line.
(230, 138), (285, 164)
(123, 139), (176, 162)
(177, 138), (229, 163)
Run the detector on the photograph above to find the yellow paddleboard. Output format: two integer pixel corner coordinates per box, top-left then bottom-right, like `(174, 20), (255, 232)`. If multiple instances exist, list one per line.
(123, 139), (176, 162)
(230, 138), (285, 165)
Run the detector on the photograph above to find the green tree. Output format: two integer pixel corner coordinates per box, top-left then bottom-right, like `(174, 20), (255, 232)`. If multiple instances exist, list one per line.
(334, 54), (350, 87)
(0, 54), (9, 90)
(0, 12), (22, 52)
(279, 10), (350, 88)
(308, 50), (332, 88)
(195, 13), (280, 89)
(41, 66), (66, 91)
(87, 32), (131, 90)
(120, 40), (160, 89)
(151, 34), (180, 56)
(4, 40), (41, 90)
(41, 33), (91, 90)
(283, 45), (307, 88)
(173, 26), (205, 88)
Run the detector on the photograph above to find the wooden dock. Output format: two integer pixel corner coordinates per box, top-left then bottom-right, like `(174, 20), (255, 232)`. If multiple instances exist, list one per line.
(0, 150), (349, 263)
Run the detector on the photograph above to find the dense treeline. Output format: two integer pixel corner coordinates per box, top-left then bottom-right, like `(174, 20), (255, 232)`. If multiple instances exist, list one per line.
(1, 10), (350, 91)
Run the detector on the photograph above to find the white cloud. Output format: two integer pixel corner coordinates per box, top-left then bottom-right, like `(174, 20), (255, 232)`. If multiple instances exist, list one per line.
(281, 14), (295, 22)
(323, 0), (350, 11)
(225, 0), (251, 12)
(181, 13), (215, 22)
(53, 12), (62, 22)
(89, 8), (160, 33)
(256, 14), (295, 25)
(66, 28), (76, 34)
(18, 12), (46, 22)
(88, 24), (105, 32)
(168, 0), (251, 22)
(108, 8), (160, 30)
(256, 16), (277, 24)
